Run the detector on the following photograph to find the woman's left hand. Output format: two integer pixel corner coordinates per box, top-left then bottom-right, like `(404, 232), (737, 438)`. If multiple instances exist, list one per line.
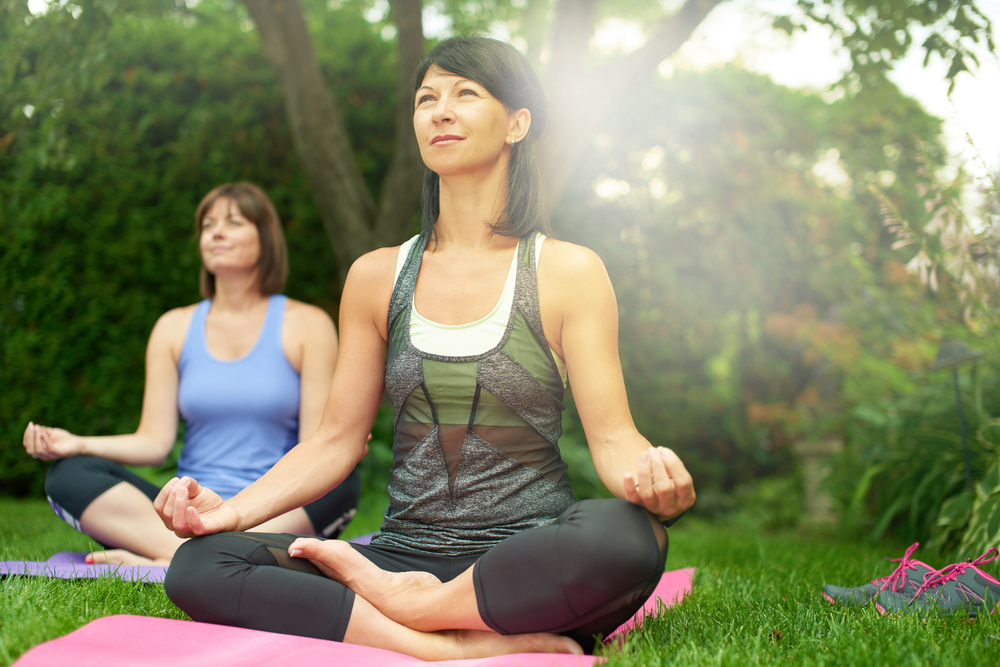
(623, 447), (696, 522)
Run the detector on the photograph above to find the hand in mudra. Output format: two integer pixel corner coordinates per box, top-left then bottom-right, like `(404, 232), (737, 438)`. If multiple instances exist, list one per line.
(154, 476), (240, 538)
(23, 422), (84, 461)
(623, 446), (696, 521)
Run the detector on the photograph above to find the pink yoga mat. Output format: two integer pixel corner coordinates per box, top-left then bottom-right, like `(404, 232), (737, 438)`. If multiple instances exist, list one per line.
(13, 568), (694, 667)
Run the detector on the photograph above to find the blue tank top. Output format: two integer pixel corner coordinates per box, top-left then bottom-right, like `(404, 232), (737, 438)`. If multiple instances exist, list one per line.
(176, 295), (300, 499)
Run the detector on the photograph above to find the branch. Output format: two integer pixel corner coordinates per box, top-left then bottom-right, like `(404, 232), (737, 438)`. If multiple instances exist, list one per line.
(540, 0), (728, 209)
(608, 0), (726, 92)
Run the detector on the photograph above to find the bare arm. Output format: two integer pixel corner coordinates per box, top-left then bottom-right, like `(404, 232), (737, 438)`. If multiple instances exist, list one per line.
(282, 300), (340, 441)
(23, 308), (188, 466)
(539, 241), (695, 521)
(157, 249), (397, 536)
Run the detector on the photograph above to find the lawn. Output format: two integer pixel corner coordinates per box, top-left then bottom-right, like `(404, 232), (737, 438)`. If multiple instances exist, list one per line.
(2, 497), (999, 665)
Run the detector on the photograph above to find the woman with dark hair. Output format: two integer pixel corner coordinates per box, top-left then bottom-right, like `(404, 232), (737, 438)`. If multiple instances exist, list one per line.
(156, 38), (695, 659)
(23, 182), (361, 565)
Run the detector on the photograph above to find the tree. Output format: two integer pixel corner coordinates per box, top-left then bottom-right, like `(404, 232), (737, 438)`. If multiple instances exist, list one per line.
(5, 1), (993, 283)
(237, 0), (994, 282)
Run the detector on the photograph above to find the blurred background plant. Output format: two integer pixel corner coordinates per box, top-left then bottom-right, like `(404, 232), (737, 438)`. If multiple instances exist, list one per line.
(833, 142), (1000, 556)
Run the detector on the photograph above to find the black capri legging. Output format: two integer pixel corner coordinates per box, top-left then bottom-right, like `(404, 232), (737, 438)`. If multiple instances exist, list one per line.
(164, 499), (668, 651)
(44, 455), (361, 542)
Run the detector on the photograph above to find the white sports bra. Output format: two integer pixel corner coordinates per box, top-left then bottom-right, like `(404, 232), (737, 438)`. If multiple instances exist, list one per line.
(394, 232), (568, 384)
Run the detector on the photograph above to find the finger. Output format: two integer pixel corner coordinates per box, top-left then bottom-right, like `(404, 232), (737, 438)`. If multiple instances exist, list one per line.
(38, 428), (56, 461)
(171, 483), (192, 536)
(24, 423), (37, 457)
(288, 537), (314, 559)
(30, 424), (45, 459)
(185, 505), (207, 536)
(635, 449), (657, 505)
(179, 476), (202, 499)
(649, 447), (674, 493)
(656, 447), (696, 510)
(623, 472), (641, 504)
(154, 478), (179, 527)
(647, 448), (677, 514)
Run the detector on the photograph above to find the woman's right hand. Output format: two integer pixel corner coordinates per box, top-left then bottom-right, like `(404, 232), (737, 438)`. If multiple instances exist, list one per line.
(154, 476), (241, 538)
(23, 422), (84, 461)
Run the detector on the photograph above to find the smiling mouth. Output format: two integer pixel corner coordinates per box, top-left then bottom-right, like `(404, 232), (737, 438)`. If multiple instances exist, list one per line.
(431, 135), (463, 145)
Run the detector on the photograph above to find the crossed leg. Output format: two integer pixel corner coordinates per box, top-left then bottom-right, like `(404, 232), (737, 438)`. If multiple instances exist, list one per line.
(290, 538), (487, 632)
(164, 531), (582, 660)
(289, 498), (668, 643)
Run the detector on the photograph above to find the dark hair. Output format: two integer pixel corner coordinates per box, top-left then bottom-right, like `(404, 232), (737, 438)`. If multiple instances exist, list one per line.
(413, 36), (551, 238)
(193, 182), (288, 298)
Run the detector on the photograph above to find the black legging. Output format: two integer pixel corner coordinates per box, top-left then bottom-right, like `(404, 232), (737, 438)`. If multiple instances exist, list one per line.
(164, 498), (667, 651)
(44, 455), (362, 541)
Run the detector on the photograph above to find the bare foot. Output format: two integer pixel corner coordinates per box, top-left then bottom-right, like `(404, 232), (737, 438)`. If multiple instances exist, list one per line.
(289, 538), (445, 627)
(86, 549), (171, 567)
(439, 629), (583, 660)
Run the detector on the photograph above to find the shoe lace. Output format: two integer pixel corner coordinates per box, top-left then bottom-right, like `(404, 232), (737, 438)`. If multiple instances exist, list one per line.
(875, 542), (923, 594)
(908, 547), (999, 605)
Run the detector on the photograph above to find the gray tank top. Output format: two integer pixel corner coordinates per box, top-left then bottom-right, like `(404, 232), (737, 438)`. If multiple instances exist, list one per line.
(373, 232), (577, 555)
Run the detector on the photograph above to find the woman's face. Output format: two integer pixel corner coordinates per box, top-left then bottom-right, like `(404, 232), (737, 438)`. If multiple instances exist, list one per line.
(199, 197), (261, 277)
(413, 65), (527, 177)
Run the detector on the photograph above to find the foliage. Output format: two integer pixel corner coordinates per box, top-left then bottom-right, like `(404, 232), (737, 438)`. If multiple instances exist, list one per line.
(783, 0), (995, 92)
(833, 362), (1000, 549)
(877, 148), (1000, 349)
(848, 135), (1000, 556)
(555, 63), (957, 499)
(0, 0), (394, 495)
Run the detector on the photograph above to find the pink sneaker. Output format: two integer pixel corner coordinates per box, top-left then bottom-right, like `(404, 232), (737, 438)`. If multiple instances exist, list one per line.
(822, 543), (935, 606)
(875, 547), (1000, 617)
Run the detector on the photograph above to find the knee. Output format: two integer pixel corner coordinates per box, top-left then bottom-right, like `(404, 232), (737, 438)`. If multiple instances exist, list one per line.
(44, 456), (82, 500)
(561, 500), (667, 581)
(43, 455), (102, 506)
(164, 534), (236, 620)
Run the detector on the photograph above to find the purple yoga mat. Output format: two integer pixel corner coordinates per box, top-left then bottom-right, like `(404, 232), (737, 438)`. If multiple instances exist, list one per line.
(0, 533), (375, 584)
(13, 570), (695, 667)
(0, 552), (167, 583)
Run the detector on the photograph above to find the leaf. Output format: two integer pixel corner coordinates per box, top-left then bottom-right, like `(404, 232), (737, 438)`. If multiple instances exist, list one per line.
(936, 492), (974, 526)
(978, 459), (1000, 499)
(870, 495), (910, 542)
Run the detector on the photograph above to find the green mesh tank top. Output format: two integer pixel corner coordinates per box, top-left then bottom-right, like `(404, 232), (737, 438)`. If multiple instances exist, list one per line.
(373, 232), (577, 555)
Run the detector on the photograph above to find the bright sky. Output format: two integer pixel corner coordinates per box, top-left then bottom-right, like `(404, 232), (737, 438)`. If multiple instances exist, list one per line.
(629, 0), (1000, 182)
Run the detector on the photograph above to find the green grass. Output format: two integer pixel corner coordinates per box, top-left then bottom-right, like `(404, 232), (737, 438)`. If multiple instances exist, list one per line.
(3, 499), (999, 665)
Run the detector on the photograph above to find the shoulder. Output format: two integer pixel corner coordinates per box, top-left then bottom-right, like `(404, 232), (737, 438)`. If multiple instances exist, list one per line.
(340, 245), (405, 338)
(148, 304), (199, 361)
(282, 298), (335, 330)
(282, 298), (337, 343)
(344, 246), (402, 297)
(151, 304), (199, 342)
(538, 238), (611, 286)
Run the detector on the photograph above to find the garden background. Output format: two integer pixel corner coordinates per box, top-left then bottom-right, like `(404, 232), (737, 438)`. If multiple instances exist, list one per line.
(3, 0), (1000, 559)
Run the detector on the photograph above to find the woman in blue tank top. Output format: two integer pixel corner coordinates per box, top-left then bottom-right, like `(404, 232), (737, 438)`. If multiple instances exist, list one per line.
(22, 182), (360, 565)
(157, 40), (695, 659)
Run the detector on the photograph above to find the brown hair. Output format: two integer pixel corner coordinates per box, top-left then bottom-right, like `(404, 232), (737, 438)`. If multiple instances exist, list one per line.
(193, 182), (288, 299)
